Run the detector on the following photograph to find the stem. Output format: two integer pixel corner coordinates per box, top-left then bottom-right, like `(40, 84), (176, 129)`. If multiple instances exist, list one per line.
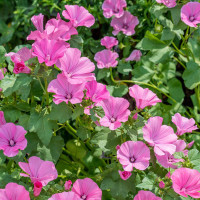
(37, 77), (45, 93)
(173, 56), (186, 69)
(44, 78), (49, 106)
(110, 68), (177, 103)
(171, 42), (186, 57)
(195, 85), (200, 111)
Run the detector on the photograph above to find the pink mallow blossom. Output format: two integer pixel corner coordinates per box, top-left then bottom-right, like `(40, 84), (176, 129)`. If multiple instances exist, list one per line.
(64, 180), (72, 191)
(181, 2), (200, 27)
(111, 11), (139, 36)
(97, 96), (130, 130)
(134, 190), (162, 200)
(62, 5), (95, 28)
(45, 13), (78, 41)
(117, 141), (150, 171)
(0, 183), (30, 200)
(143, 116), (177, 156)
(102, 0), (127, 18)
(118, 170), (132, 180)
(129, 85), (161, 110)
(32, 38), (67, 66)
(101, 36), (118, 49)
(172, 113), (198, 136)
(47, 73), (85, 105)
(19, 156), (58, 196)
(156, 0), (176, 8)
(49, 192), (81, 200)
(94, 49), (119, 69)
(125, 50), (142, 62)
(5, 47), (32, 74)
(72, 178), (102, 200)
(159, 181), (165, 189)
(85, 80), (110, 103)
(0, 123), (27, 157)
(171, 168), (200, 198)
(57, 48), (95, 84)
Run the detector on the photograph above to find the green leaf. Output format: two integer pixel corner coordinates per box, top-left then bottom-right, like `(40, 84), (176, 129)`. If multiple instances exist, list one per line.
(137, 173), (156, 190)
(76, 127), (91, 141)
(188, 149), (200, 166)
(117, 61), (132, 75)
(72, 105), (84, 120)
(29, 112), (55, 146)
(69, 35), (83, 50)
(3, 106), (21, 123)
(49, 102), (72, 123)
(168, 78), (185, 102)
(0, 45), (6, 63)
(183, 61), (200, 89)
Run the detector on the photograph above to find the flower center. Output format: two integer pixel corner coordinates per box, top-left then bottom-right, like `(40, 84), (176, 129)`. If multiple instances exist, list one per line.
(66, 94), (72, 99)
(46, 55), (51, 61)
(110, 117), (116, 123)
(122, 171), (128, 177)
(189, 16), (195, 22)
(9, 140), (15, 147)
(113, 8), (119, 13)
(81, 194), (87, 199)
(123, 24), (129, 29)
(129, 156), (135, 163)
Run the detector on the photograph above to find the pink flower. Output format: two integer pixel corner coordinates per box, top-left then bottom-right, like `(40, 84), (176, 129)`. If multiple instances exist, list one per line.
(125, 50), (142, 62)
(100, 36), (118, 49)
(72, 178), (102, 200)
(181, 2), (200, 27)
(116, 145), (121, 150)
(117, 141), (150, 171)
(49, 192), (81, 200)
(134, 190), (162, 200)
(45, 13), (78, 41)
(0, 111), (6, 125)
(85, 80), (110, 103)
(62, 5), (95, 28)
(172, 113), (198, 136)
(156, 152), (183, 169)
(129, 85), (161, 109)
(94, 49), (119, 69)
(143, 116), (177, 156)
(159, 181), (165, 189)
(171, 168), (200, 198)
(156, 0), (176, 8)
(64, 180), (72, 191)
(47, 73), (85, 105)
(32, 39), (67, 66)
(118, 170), (132, 180)
(0, 123), (27, 157)
(18, 156), (58, 196)
(57, 48), (95, 84)
(102, 0), (127, 18)
(0, 183), (30, 200)
(111, 11), (139, 36)
(133, 113), (138, 120)
(5, 47), (32, 74)
(187, 140), (194, 148)
(97, 96), (130, 130)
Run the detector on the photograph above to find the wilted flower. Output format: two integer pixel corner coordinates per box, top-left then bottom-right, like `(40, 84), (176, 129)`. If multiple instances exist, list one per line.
(0, 123), (27, 157)
(172, 113), (198, 136)
(102, 0), (127, 18)
(129, 85), (161, 109)
(181, 2), (200, 27)
(97, 96), (130, 130)
(143, 116), (177, 156)
(118, 170), (132, 180)
(0, 111), (6, 125)
(0, 183), (30, 200)
(134, 190), (162, 200)
(62, 5), (95, 28)
(94, 49), (119, 69)
(48, 73), (85, 105)
(64, 180), (72, 191)
(171, 168), (200, 198)
(72, 178), (102, 200)
(100, 36), (118, 49)
(125, 50), (142, 62)
(32, 38), (67, 66)
(159, 181), (165, 189)
(111, 11), (139, 36)
(117, 141), (150, 171)
(57, 48), (95, 84)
